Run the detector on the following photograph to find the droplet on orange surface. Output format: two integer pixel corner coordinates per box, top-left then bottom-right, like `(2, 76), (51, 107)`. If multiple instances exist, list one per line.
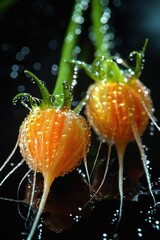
(86, 79), (152, 143)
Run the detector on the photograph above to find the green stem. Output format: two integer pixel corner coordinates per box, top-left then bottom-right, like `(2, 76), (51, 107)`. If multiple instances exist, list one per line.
(91, 0), (110, 57)
(53, 0), (89, 96)
(62, 81), (73, 109)
(129, 38), (148, 79)
(24, 70), (51, 108)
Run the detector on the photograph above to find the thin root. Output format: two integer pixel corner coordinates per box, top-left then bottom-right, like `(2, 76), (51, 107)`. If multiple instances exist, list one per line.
(132, 123), (156, 205)
(0, 159), (25, 186)
(81, 143), (112, 210)
(0, 138), (19, 172)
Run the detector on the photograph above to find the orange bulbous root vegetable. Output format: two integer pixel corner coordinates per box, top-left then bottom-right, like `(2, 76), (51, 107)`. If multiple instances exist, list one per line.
(73, 41), (158, 230)
(85, 78), (153, 220)
(0, 70), (91, 240)
(20, 107), (90, 239)
(86, 79), (152, 146)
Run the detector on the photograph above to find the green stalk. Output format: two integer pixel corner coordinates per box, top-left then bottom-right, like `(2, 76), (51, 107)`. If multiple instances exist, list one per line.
(91, 0), (110, 57)
(53, 0), (89, 96)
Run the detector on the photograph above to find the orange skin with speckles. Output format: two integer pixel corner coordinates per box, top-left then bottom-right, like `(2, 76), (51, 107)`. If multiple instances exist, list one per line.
(18, 106), (91, 239)
(19, 107), (91, 181)
(85, 79), (153, 145)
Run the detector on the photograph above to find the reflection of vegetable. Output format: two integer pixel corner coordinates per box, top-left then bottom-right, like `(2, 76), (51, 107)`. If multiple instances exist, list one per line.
(24, 171), (92, 233)
(91, 156), (144, 201)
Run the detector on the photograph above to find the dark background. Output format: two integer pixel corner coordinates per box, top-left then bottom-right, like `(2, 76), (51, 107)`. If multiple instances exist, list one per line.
(0, 0), (160, 239)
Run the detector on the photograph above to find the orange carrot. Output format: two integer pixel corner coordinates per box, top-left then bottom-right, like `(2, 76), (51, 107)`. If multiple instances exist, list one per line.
(86, 79), (152, 145)
(19, 105), (90, 239)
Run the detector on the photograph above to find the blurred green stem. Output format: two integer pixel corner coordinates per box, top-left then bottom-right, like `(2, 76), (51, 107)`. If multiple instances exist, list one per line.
(53, 0), (88, 96)
(91, 0), (110, 57)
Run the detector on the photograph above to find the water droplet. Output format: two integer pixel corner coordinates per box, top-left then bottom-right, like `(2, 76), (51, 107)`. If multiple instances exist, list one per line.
(44, 6), (54, 17)
(66, 33), (74, 42)
(1, 43), (9, 51)
(51, 64), (58, 75)
(152, 220), (160, 230)
(72, 14), (84, 24)
(73, 46), (81, 55)
(15, 51), (25, 61)
(116, 58), (123, 64)
(81, 0), (90, 10)
(10, 71), (18, 79)
(111, 209), (119, 224)
(102, 232), (108, 240)
(33, 62), (41, 71)
(101, 16), (108, 24)
(113, 0), (121, 7)
(137, 228), (143, 237)
(75, 28), (81, 35)
(151, 108), (155, 113)
(73, 215), (82, 222)
(37, 218), (44, 240)
(11, 64), (19, 71)
(48, 39), (58, 50)
(17, 85), (25, 92)
(21, 46), (30, 55)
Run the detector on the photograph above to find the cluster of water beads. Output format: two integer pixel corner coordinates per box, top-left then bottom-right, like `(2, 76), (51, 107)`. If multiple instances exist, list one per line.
(76, 167), (87, 179)
(111, 209), (120, 226)
(21, 217), (44, 240)
(137, 204), (160, 238)
(137, 228), (144, 238)
(70, 213), (82, 223)
(102, 233), (108, 240)
(106, 198), (160, 239)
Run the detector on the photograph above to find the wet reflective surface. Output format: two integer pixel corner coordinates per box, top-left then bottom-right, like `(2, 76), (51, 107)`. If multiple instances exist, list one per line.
(1, 0), (160, 239)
